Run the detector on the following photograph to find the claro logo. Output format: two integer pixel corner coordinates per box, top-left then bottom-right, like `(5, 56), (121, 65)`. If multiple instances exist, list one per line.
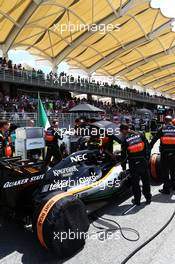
(70, 153), (88, 163)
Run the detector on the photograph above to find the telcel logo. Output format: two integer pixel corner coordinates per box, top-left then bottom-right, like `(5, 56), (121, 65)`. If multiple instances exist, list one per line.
(70, 153), (88, 163)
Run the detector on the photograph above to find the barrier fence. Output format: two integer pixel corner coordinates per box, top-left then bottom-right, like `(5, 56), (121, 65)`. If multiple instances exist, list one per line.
(0, 112), (105, 128)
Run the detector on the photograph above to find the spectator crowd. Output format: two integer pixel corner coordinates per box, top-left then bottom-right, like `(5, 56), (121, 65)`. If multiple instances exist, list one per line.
(0, 94), (136, 117)
(0, 57), (174, 105)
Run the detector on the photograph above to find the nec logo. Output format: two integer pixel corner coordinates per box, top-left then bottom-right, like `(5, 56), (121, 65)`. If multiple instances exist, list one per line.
(70, 153), (88, 163)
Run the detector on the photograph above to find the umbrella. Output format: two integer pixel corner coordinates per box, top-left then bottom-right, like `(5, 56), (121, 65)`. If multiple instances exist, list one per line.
(69, 103), (104, 113)
(91, 120), (118, 131)
(90, 120), (122, 143)
(136, 108), (153, 116)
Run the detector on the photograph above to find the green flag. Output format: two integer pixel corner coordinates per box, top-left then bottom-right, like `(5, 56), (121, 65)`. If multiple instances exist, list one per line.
(38, 96), (50, 129)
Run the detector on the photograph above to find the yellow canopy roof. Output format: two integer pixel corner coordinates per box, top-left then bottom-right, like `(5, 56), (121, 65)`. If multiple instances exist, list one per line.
(0, 0), (175, 94)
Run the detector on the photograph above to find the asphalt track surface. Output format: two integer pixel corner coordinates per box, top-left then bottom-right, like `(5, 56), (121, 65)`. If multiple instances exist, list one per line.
(1, 141), (175, 264)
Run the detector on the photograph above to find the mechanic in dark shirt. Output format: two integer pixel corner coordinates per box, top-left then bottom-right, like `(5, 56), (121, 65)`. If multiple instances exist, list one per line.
(44, 120), (63, 167)
(150, 116), (175, 194)
(150, 118), (158, 137)
(125, 117), (135, 131)
(0, 120), (11, 158)
(120, 124), (151, 205)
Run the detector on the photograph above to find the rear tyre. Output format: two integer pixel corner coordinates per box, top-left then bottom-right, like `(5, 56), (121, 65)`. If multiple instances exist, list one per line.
(33, 192), (89, 258)
(150, 153), (162, 183)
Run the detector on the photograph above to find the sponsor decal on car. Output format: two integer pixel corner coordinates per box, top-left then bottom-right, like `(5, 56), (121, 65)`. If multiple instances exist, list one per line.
(52, 165), (78, 177)
(70, 153), (88, 163)
(3, 174), (45, 188)
(42, 173), (99, 193)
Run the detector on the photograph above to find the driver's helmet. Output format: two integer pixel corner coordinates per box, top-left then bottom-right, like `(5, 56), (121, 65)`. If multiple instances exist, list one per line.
(88, 137), (101, 150)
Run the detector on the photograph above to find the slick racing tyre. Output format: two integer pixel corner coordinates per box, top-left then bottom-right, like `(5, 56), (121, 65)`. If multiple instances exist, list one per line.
(33, 192), (89, 258)
(150, 153), (162, 183)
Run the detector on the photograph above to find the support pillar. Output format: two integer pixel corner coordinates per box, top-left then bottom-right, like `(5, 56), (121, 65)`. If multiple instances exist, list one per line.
(1, 82), (10, 96)
(87, 93), (92, 101)
(129, 82), (134, 89)
(111, 97), (115, 104)
(1, 47), (8, 59)
(52, 62), (58, 74)
(87, 72), (93, 101)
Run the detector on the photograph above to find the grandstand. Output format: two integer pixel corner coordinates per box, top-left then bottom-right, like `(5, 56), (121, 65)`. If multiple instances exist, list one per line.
(0, 63), (175, 106)
(0, 0), (175, 111)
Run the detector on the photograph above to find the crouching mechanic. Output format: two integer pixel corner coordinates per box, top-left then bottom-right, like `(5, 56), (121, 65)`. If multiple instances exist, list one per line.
(120, 124), (152, 205)
(150, 115), (175, 194)
(44, 120), (63, 167)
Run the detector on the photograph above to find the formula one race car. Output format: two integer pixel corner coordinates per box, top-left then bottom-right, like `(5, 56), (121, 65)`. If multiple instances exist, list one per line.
(0, 149), (130, 258)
